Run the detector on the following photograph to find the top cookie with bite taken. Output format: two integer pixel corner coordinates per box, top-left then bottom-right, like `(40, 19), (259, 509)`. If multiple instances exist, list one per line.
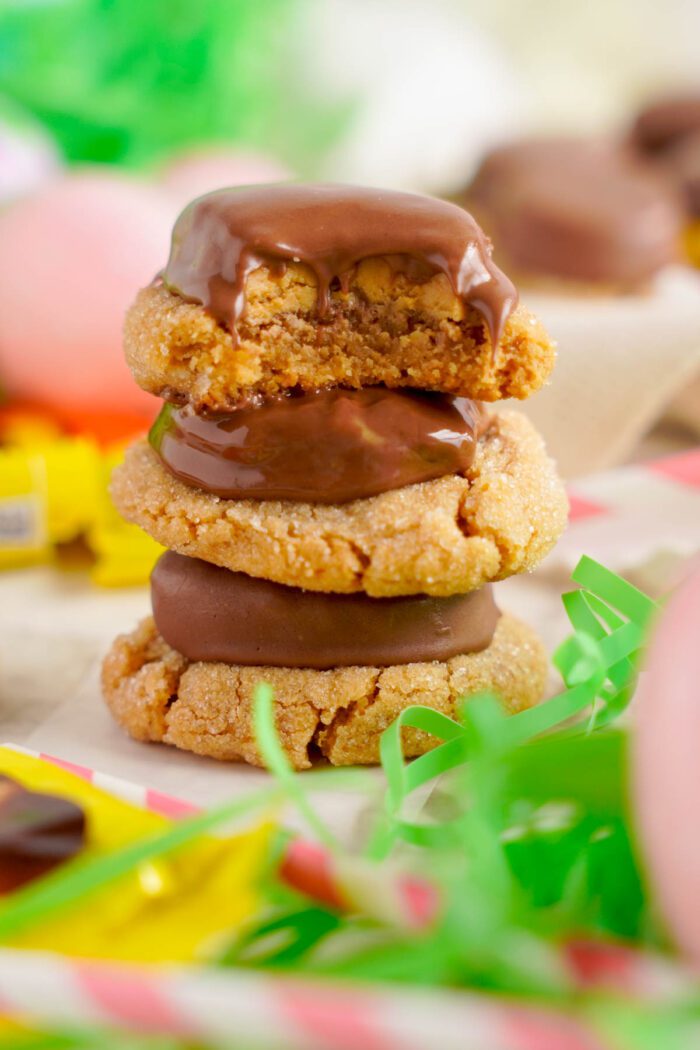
(124, 184), (555, 410)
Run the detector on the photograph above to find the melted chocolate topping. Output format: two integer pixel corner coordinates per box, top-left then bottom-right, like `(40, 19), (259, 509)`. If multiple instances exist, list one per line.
(0, 775), (86, 894)
(151, 552), (500, 669)
(465, 138), (682, 285)
(149, 387), (486, 504)
(162, 183), (517, 350)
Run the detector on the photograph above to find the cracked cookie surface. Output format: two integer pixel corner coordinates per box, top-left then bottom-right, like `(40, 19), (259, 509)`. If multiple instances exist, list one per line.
(111, 410), (568, 598)
(101, 613), (546, 769)
(124, 270), (555, 409)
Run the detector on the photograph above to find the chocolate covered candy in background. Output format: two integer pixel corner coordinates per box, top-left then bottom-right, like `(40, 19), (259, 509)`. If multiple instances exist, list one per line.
(0, 775), (85, 893)
(630, 92), (700, 441)
(631, 93), (700, 244)
(464, 137), (682, 290)
(461, 136), (700, 478)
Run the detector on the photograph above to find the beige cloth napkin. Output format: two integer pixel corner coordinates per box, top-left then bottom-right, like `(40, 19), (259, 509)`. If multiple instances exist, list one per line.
(511, 266), (700, 478)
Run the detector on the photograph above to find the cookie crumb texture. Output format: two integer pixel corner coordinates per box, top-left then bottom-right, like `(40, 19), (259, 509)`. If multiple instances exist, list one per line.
(112, 410), (568, 598)
(124, 270), (555, 408)
(101, 614), (546, 769)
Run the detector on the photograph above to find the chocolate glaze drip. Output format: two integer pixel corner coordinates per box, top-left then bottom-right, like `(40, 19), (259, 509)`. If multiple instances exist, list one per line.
(151, 552), (500, 669)
(0, 775), (86, 893)
(162, 183), (517, 351)
(149, 387), (487, 504)
(465, 138), (682, 285)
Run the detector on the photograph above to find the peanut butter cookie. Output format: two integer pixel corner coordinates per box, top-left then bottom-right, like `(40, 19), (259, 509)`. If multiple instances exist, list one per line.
(101, 613), (546, 769)
(124, 276), (555, 410)
(111, 410), (568, 598)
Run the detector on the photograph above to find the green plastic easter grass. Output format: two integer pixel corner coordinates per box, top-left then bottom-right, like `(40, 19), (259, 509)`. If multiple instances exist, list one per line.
(222, 555), (664, 1003)
(0, 0), (350, 172)
(365, 555), (654, 856)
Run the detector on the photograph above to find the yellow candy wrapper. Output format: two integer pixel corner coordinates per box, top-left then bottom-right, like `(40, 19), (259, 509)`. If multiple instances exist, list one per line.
(0, 436), (162, 584)
(0, 447), (48, 568)
(0, 438), (100, 567)
(88, 446), (164, 587)
(0, 748), (273, 963)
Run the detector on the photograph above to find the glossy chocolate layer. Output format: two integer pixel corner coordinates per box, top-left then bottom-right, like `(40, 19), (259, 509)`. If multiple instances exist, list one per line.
(0, 775), (86, 894)
(162, 183), (517, 350)
(151, 552), (500, 669)
(465, 138), (681, 285)
(149, 387), (486, 504)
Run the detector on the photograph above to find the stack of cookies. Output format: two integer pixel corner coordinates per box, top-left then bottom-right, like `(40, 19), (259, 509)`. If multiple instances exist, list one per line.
(102, 184), (568, 769)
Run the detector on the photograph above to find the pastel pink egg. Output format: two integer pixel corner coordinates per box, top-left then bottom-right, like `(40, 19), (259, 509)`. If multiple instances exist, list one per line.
(0, 171), (173, 418)
(161, 148), (291, 215)
(633, 560), (700, 965)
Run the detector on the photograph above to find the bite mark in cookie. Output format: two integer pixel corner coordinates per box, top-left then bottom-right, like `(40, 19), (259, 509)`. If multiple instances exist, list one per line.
(125, 280), (554, 410)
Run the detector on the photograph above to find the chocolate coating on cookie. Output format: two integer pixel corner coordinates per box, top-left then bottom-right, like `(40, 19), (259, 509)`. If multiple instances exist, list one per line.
(149, 388), (486, 504)
(465, 138), (681, 286)
(151, 552), (500, 669)
(163, 183), (517, 351)
(113, 411), (568, 598)
(102, 614), (546, 768)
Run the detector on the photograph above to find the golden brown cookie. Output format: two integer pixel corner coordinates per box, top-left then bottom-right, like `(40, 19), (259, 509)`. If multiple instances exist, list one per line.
(124, 269), (555, 410)
(101, 613), (546, 769)
(111, 410), (568, 598)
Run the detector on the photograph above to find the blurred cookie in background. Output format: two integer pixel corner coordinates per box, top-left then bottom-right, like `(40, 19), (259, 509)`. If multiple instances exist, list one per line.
(458, 136), (700, 477)
(463, 136), (682, 293)
(631, 92), (700, 266)
(630, 93), (700, 440)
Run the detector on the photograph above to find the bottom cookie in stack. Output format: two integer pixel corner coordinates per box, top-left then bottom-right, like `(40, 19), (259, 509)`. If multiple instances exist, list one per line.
(102, 552), (547, 770)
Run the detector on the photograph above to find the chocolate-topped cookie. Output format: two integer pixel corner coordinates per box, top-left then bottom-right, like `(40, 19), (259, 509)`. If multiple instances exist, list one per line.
(631, 93), (700, 265)
(111, 411), (567, 598)
(463, 137), (682, 289)
(102, 614), (546, 769)
(124, 184), (555, 408)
